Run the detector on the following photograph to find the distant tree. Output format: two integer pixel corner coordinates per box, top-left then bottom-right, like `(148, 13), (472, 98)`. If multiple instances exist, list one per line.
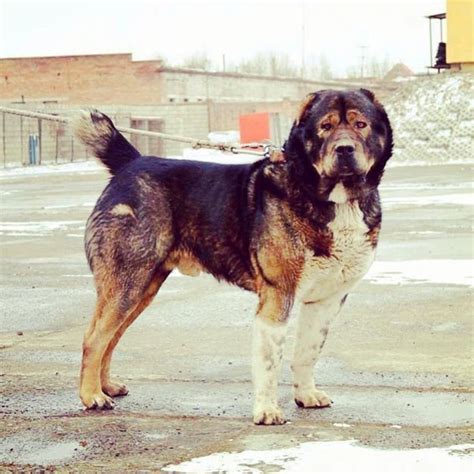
(237, 52), (299, 77)
(318, 54), (333, 80)
(238, 52), (269, 75)
(303, 54), (320, 79)
(345, 64), (359, 79)
(345, 54), (393, 79)
(268, 52), (299, 77)
(367, 54), (393, 78)
(302, 53), (334, 80)
(180, 52), (212, 70)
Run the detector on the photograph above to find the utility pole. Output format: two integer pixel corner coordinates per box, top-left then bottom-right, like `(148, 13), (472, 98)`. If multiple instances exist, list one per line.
(301, 2), (306, 77)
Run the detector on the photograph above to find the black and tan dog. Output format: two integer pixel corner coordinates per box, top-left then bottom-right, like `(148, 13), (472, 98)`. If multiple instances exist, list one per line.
(75, 89), (392, 425)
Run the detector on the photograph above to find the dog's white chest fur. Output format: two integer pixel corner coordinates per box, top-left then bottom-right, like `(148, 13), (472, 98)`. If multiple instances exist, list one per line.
(297, 202), (375, 302)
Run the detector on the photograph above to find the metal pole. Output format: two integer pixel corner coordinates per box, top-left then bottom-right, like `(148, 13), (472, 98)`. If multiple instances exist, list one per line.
(55, 122), (59, 163)
(429, 18), (433, 68)
(20, 116), (24, 165)
(439, 18), (443, 42)
(2, 113), (6, 168)
(38, 118), (42, 165)
(301, 2), (305, 77)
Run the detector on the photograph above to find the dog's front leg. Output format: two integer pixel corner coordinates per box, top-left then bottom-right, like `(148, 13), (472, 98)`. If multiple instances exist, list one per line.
(292, 293), (347, 408)
(252, 286), (292, 425)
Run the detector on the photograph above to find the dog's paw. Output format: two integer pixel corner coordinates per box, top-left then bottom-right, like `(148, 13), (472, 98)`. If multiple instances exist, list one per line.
(253, 405), (286, 425)
(81, 391), (116, 410)
(102, 381), (129, 397)
(294, 389), (332, 409)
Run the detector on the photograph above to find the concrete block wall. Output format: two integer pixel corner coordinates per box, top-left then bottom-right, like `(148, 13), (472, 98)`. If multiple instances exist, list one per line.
(208, 99), (299, 132)
(0, 102), (210, 166)
(162, 69), (322, 102)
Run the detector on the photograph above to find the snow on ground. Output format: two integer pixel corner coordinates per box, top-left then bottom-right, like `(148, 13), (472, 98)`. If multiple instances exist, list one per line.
(0, 149), (261, 178)
(0, 137), (472, 180)
(0, 221), (84, 236)
(365, 260), (473, 287)
(382, 193), (474, 208)
(0, 160), (104, 178)
(163, 440), (474, 473)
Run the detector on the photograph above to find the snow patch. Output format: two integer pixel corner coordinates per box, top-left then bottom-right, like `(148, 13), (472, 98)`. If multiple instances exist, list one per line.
(382, 193), (474, 208)
(365, 260), (473, 287)
(163, 441), (474, 473)
(0, 221), (83, 236)
(0, 161), (103, 178)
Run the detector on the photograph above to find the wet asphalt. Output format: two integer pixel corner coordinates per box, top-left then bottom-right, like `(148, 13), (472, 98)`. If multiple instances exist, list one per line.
(0, 162), (472, 471)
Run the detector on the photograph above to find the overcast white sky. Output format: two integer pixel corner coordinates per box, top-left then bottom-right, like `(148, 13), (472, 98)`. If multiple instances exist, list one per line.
(0, 0), (446, 77)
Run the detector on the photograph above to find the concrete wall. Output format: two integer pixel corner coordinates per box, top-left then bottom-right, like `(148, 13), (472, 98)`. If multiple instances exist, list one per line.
(0, 101), (222, 166)
(161, 68), (343, 102)
(208, 99), (299, 131)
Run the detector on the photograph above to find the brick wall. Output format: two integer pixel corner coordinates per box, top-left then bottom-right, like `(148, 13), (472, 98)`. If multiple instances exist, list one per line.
(0, 54), (165, 104)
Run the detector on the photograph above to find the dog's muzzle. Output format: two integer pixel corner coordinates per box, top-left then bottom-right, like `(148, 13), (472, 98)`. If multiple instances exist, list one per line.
(330, 147), (366, 180)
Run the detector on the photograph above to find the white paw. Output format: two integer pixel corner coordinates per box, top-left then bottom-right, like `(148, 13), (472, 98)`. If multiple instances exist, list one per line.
(294, 388), (332, 409)
(253, 403), (286, 425)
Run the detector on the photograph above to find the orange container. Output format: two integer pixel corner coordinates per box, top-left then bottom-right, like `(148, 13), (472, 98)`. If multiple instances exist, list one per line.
(239, 112), (270, 143)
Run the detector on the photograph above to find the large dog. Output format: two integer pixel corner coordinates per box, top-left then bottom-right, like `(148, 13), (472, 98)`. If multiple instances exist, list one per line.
(75, 89), (392, 425)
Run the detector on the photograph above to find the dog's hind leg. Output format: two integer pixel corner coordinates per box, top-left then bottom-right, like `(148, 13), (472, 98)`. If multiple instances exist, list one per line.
(292, 292), (347, 409)
(100, 269), (170, 397)
(80, 295), (128, 409)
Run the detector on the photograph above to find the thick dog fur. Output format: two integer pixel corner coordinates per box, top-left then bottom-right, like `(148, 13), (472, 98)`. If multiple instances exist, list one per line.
(75, 89), (392, 424)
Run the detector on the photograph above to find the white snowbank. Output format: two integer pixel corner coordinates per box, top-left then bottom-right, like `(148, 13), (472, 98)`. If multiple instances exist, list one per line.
(164, 440), (474, 473)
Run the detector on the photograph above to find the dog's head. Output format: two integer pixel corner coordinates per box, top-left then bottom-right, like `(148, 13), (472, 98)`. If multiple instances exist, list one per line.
(284, 89), (393, 202)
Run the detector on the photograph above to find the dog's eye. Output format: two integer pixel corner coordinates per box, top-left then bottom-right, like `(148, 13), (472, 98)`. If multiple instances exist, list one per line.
(321, 123), (332, 131)
(355, 121), (367, 129)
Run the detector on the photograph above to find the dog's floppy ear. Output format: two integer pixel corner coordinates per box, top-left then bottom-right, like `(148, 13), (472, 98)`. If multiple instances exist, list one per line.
(296, 92), (318, 125)
(360, 88), (387, 114)
(359, 88), (375, 102)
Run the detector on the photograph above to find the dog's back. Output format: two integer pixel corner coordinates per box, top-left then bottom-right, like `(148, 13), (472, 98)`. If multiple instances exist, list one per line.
(76, 111), (262, 291)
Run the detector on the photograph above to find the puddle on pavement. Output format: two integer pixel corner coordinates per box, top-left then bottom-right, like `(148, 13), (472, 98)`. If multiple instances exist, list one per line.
(144, 433), (168, 440)
(0, 439), (83, 466)
(163, 440), (474, 473)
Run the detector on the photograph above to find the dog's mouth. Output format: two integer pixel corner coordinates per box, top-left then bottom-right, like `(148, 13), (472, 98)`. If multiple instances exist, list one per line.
(317, 172), (370, 203)
(315, 151), (371, 180)
(320, 171), (367, 185)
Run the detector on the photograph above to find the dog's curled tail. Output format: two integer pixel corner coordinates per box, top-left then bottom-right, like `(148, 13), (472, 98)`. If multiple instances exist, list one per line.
(74, 109), (140, 175)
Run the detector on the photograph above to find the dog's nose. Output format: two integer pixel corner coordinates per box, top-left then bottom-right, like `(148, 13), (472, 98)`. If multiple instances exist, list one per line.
(335, 150), (359, 177)
(335, 145), (355, 156)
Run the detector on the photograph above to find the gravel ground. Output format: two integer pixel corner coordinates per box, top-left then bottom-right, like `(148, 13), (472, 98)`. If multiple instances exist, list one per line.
(0, 161), (472, 471)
